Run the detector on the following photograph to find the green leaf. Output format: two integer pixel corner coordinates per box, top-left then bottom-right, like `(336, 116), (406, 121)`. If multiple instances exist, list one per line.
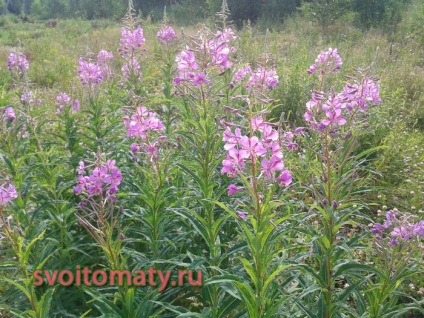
(38, 287), (55, 318)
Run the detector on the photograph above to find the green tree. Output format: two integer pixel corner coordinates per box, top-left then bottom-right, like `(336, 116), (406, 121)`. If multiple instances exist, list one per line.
(351, 0), (410, 29)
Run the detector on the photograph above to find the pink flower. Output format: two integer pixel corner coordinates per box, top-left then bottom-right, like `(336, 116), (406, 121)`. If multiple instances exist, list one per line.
(74, 159), (122, 201)
(270, 142), (283, 159)
(55, 92), (79, 114)
(261, 155), (284, 178)
(0, 181), (18, 206)
(4, 107), (16, 122)
(21, 91), (34, 104)
(130, 143), (139, 153)
(78, 58), (104, 87)
(239, 136), (267, 158)
(221, 148), (248, 177)
(321, 108), (347, 127)
(246, 67), (279, 91)
(261, 125), (278, 144)
(77, 161), (85, 175)
(157, 26), (177, 44)
(215, 28), (237, 43)
(210, 42), (231, 69)
(236, 211), (247, 220)
(192, 72), (209, 86)
(338, 79), (382, 111)
(307, 47), (342, 75)
(97, 50), (113, 64)
(72, 100), (80, 111)
(277, 170), (292, 187)
(7, 53), (29, 75)
(251, 117), (265, 131)
(232, 65), (252, 84)
(118, 26), (145, 56)
(124, 107), (165, 157)
(223, 127), (243, 150)
(287, 142), (298, 150)
(227, 184), (239, 196)
(176, 48), (198, 71)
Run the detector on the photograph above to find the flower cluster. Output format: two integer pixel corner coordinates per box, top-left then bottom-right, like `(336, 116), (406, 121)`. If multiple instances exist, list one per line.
(207, 31), (235, 69)
(20, 90), (41, 106)
(157, 26), (177, 44)
(2, 107), (16, 122)
(246, 67), (279, 91)
(371, 210), (424, 246)
(173, 47), (204, 85)
(118, 26), (145, 57)
(173, 28), (236, 86)
(221, 117), (292, 188)
(118, 26), (145, 84)
(97, 50), (113, 63)
(123, 107), (165, 159)
(307, 47), (342, 75)
(338, 79), (382, 111)
(231, 65), (251, 84)
(7, 53), (29, 76)
(303, 49), (382, 131)
(0, 180), (18, 207)
(73, 159), (122, 201)
(281, 131), (299, 151)
(55, 92), (80, 114)
(121, 59), (141, 83)
(231, 65), (279, 91)
(97, 50), (114, 78)
(77, 57), (104, 88)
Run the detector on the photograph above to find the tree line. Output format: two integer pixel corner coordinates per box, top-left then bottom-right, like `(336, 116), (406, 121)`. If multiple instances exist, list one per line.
(0, 0), (412, 30)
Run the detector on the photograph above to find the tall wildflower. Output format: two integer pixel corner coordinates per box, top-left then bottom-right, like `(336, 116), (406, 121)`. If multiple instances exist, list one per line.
(221, 119), (291, 188)
(371, 209), (424, 246)
(367, 208), (424, 316)
(123, 106), (165, 162)
(157, 26), (177, 44)
(118, 25), (145, 57)
(72, 151), (133, 314)
(55, 92), (80, 114)
(156, 6), (177, 45)
(73, 157), (122, 202)
(2, 107), (16, 123)
(77, 57), (104, 88)
(303, 49), (381, 132)
(307, 47), (342, 75)
(287, 48), (385, 317)
(0, 180), (18, 206)
(7, 52), (29, 78)
(118, 25), (145, 84)
(173, 26), (236, 87)
(97, 50), (114, 79)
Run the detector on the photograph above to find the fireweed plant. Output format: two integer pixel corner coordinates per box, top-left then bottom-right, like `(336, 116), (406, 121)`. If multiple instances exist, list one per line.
(72, 150), (138, 316)
(0, 176), (57, 318)
(287, 48), (402, 317)
(118, 0), (145, 87)
(216, 112), (295, 318)
(123, 105), (171, 260)
(363, 209), (424, 317)
(166, 23), (242, 316)
(154, 7), (178, 134)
